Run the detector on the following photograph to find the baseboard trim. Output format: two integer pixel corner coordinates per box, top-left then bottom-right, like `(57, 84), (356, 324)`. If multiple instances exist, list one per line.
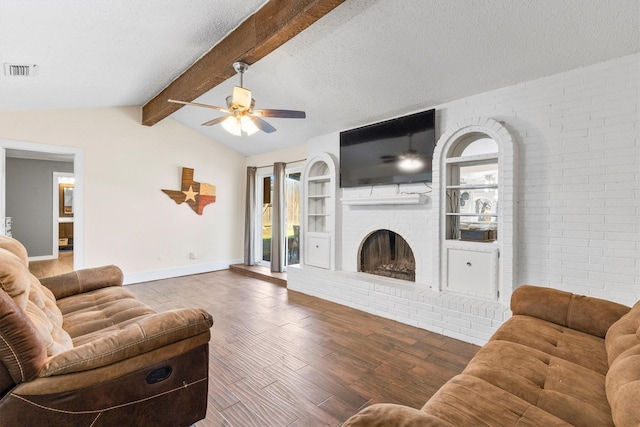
(29, 255), (56, 262)
(123, 259), (243, 285)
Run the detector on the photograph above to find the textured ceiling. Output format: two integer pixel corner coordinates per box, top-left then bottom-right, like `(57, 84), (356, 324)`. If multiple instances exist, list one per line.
(0, 0), (267, 111)
(1, 0), (639, 156)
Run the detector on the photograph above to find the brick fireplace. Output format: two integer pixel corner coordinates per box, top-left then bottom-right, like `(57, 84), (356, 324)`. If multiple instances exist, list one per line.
(288, 183), (509, 346)
(290, 116), (516, 346)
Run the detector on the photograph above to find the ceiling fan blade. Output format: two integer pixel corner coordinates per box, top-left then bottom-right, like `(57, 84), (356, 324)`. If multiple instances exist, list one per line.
(201, 116), (229, 127)
(252, 109), (306, 119)
(168, 99), (229, 113)
(251, 116), (277, 133)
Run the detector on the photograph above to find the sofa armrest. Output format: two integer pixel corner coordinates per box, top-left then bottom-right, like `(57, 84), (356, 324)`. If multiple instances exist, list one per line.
(39, 265), (124, 299)
(511, 285), (630, 338)
(39, 308), (213, 376)
(341, 403), (455, 427)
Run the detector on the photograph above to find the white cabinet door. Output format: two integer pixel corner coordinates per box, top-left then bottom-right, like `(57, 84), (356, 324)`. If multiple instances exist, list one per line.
(306, 234), (331, 269)
(446, 246), (498, 299)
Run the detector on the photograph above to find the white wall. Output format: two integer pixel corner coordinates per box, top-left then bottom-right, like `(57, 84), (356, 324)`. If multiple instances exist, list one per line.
(0, 107), (246, 283)
(246, 143), (308, 168)
(290, 54), (639, 345)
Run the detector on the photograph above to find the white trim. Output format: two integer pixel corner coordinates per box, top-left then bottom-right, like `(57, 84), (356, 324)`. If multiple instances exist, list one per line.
(52, 172), (74, 260)
(256, 167), (274, 268)
(0, 139), (84, 269)
(28, 254), (56, 262)
(341, 194), (428, 205)
(123, 259), (243, 285)
(284, 165), (304, 270)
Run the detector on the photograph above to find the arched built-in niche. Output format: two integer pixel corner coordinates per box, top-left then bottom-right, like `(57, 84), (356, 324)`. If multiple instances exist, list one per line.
(432, 118), (516, 305)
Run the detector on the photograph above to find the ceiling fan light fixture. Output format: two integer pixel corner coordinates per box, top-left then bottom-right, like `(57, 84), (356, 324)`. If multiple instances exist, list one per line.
(241, 116), (260, 135)
(221, 116), (241, 136)
(221, 115), (259, 136)
(232, 86), (252, 109)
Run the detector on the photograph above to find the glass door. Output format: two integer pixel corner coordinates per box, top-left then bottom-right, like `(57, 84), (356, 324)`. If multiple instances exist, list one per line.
(257, 171), (273, 267)
(255, 165), (302, 269)
(285, 170), (301, 267)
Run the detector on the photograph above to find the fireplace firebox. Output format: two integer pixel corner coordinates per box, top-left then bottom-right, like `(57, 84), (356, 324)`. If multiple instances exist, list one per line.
(358, 229), (415, 282)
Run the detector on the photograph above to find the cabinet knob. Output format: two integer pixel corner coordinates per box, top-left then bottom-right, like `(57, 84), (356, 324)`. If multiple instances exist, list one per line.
(316, 245), (319, 248)
(466, 262), (472, 266)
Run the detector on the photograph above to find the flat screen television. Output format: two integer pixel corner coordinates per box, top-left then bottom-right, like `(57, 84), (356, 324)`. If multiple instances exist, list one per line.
(339, 109), (436, 188)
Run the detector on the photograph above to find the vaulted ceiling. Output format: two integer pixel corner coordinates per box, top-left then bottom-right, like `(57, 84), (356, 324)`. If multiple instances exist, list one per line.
(1, 0), (638, 156)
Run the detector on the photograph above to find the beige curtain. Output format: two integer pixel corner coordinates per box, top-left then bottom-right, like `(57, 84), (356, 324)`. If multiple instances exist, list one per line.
(270, 162), (286, 272)
(244, 167), (257, 265)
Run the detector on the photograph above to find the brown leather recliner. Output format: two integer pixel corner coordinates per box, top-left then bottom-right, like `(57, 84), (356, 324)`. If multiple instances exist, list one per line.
(0, 236), (213, 426)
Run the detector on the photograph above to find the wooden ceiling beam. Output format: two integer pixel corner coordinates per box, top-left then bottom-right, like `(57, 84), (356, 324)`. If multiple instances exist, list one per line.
(142, 0), (346, 126)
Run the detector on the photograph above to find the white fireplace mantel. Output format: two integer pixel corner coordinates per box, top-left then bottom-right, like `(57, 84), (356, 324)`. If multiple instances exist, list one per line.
(340, 194), (428, 206)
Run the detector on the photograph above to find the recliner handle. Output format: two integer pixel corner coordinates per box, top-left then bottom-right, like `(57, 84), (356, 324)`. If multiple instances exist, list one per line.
(146, 366), (172, 384)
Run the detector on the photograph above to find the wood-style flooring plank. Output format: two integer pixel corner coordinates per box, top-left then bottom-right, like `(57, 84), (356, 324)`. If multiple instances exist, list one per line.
(127, 269), (480, 426)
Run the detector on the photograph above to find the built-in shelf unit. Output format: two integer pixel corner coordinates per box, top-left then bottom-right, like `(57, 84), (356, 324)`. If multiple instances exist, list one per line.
(433, 117), (515, 303)
(302, 153), (337, 270)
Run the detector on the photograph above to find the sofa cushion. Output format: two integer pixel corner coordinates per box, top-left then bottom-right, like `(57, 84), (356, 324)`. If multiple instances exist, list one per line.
(511, 285), (629, 338)
(32, 285), (212, 376)
(491, 315), (609, 375)
(0, 247), (32, 310)
(56, 286), (157, 342)
(605, 301), (640, 426)
(342, 403), (456, 426)
(0, 235), (29, 266)
(392, 311), (617, 427)
(0, 246), (73, 357)
(461, 340), (612, 426)
(606, 301), (640, 365)
(421, 374), (575, 426)
(41, 307), (213, 376)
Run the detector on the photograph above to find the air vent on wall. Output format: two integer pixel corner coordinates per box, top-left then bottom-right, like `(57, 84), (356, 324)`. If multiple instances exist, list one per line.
(3, 63), (38, 77)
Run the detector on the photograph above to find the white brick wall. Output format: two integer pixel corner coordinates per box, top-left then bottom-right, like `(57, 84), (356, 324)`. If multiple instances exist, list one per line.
(290, 54), (640, 345)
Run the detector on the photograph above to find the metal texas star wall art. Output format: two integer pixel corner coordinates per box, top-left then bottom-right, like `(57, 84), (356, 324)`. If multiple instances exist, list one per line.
(162, 167), (216, 215)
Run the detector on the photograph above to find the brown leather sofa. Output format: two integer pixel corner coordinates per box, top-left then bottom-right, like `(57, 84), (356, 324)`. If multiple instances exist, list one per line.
(343, 285), (640, 426)
(0, 236), (213, 426)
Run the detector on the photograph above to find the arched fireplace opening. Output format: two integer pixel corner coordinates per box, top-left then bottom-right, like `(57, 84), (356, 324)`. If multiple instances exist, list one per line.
(358, 229), (415, 282)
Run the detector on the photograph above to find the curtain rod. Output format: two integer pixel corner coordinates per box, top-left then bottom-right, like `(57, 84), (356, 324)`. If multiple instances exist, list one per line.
(251, 158), (307, 169)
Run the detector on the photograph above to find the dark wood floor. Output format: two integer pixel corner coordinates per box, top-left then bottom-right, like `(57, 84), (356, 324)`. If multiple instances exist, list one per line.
(127, 270), (480, 426)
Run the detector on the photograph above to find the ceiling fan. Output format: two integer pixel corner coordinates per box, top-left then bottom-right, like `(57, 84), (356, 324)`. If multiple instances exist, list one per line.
(168, 62), (306, 135)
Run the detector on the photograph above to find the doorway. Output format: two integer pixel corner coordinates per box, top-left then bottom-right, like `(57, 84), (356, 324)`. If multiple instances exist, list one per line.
(254, 165), (302, 270)
(257, 172), (273, 267)
(0, 139), (84, 270)
(53, 172), (75, 264)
